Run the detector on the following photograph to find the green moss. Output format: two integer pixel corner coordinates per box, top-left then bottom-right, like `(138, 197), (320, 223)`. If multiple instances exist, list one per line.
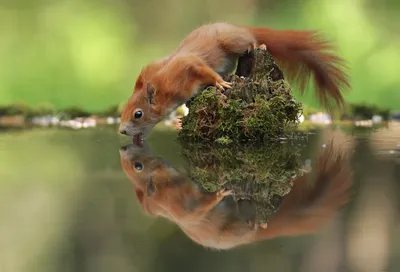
(178, 48), (303, 144)
(181, 141), (303, 225)
(215, 136), (233, 145)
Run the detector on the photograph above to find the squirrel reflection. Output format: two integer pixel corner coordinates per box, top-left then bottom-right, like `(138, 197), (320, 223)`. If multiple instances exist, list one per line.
(119, 142), (352, 250)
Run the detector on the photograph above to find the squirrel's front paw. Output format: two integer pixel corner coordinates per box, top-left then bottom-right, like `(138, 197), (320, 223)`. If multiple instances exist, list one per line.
(217, 188), (233, 197)
(259, 222), (268, 229)
(250, 222), (268, 230)
(215, 80), (232, 90)
(258, 44), (267, 51)
(247, 43), (257, 53)
(215, 188), (233, 201)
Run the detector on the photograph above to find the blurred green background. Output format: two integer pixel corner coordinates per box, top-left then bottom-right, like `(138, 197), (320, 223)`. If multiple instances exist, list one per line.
(1, 0), (399, 113)
(2, 2), (400, 271)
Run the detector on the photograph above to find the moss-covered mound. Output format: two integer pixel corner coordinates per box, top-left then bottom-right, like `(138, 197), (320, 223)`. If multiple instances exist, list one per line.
(181, 141), (303, 225)
(178, 48), (303, 144)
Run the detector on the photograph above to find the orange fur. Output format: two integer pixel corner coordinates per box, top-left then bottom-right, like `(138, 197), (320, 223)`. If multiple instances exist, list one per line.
(119, 142), (353, 250)
(119, 22), (350, 139)
(119, 144), (231, 219)
(247, 27), (350, 109)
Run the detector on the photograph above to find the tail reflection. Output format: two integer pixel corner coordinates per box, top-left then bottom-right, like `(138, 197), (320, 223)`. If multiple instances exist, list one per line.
(119, 141), (352, 250)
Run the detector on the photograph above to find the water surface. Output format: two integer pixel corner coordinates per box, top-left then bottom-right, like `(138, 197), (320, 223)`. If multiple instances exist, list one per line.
(1, 124), (399, 272)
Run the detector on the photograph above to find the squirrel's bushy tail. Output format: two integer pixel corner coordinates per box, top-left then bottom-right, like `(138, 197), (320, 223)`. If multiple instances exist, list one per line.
(255, 143), (352, 240)
(246, 27), (350, 110)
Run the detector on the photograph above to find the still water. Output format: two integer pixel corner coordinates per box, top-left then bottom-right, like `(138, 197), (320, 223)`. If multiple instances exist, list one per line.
(1, 124), (400, 272)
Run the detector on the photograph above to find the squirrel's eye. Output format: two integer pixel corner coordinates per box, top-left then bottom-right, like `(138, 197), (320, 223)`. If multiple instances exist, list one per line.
(134, 162), (144, 171)
(134, 110), (143, 119)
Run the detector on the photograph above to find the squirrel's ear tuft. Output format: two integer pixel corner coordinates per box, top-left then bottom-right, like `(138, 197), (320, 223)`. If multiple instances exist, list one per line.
(146, 83), (156, 105)
(134, 75), (144, 91)
(146, 176), (157, 196)
(134, 188), (144, 203)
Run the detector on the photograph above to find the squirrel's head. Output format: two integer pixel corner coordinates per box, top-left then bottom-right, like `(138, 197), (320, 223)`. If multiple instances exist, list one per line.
(119, 143), (163, 208)
(119, 143), (161, 185)
(119, 82), (163, 145)
(119, 143), (185, 217)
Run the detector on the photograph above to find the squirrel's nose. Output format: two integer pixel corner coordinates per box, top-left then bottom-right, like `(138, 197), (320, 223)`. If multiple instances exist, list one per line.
(119, 129), (127, 135)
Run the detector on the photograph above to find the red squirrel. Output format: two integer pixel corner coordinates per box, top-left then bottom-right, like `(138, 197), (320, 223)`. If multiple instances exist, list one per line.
(119, 143), (232, 219)
(119, 141), (353, 250)
(119, 22), (350, 143)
